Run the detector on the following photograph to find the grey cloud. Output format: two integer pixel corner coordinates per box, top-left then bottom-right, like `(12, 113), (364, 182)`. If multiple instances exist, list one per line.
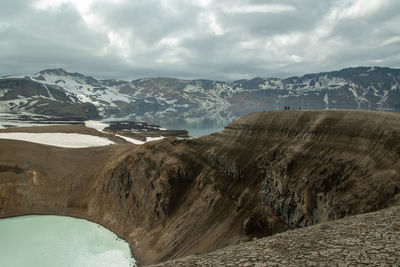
(91, 0), (201, 45)
(0, 0), (399, 80)
(215, 2), (328, 35)
(0, 0), (29, 19)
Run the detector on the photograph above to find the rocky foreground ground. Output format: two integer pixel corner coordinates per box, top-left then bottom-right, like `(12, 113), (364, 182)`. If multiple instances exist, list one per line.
(148, 205), (400, 266)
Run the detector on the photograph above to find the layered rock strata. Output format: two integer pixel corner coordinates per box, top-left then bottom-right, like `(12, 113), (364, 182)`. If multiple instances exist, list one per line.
(0, 110), (399, 265)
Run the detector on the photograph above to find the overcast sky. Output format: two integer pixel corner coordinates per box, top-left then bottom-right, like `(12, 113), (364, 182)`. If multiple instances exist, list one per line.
(1, 0), (400, 80)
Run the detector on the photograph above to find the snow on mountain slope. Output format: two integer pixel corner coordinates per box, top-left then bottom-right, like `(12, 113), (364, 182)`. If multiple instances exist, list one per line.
(1, 66), (400, 123)
(30, 69), (133, 115)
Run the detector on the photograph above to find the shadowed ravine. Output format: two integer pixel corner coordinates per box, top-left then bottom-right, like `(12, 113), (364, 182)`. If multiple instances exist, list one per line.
(1, 110), (400, 265)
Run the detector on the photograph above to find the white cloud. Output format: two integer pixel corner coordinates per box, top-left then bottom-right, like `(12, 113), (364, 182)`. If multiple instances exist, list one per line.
(104, 30), (132, 59)
(336, 0), (389, 20)
(196, 0), (212, 7)
(207, 13), (225, 35)
(159, 37), (180, 47)
(223, 4), (295, 14)
(381, 36), (400, 47)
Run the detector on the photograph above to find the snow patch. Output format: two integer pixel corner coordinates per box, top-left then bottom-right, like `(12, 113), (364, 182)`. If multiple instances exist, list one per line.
(77, 94), (93, 103)
(85, 120), (109, 132)
(183, 85), (202, 93)
(43, 85), (55, 100)
(116, 134), (145, 145)
(146, 136), (164, 142)
(116, 134), (165, 145)
(0, 89), (9, 98)
(0, 133), (115, 148)
(323, 93), (329, 105)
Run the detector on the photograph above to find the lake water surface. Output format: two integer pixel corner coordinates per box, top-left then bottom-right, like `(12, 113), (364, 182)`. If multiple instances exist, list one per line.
(0, 215), (136, 267)
(161, 118), (232, 137)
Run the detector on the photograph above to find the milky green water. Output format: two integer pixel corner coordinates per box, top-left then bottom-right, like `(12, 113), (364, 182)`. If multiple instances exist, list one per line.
(0, 215), (136, 267)
(161, 119), (228, 137)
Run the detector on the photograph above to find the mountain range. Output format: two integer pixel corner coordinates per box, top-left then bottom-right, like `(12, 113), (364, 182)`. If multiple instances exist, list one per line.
(1, 66), (400, 123)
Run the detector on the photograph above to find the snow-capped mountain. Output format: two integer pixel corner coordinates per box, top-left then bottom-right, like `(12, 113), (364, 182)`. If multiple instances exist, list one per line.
(1, 66), (400, 123)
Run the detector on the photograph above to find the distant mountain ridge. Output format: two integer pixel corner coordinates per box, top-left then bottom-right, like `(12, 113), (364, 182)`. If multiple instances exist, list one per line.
(1, 66), (400, 122)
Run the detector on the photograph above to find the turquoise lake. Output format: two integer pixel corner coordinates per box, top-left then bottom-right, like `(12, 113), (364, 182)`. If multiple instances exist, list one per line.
(161, 118), (232, 137)
(0, 215), (136, 267)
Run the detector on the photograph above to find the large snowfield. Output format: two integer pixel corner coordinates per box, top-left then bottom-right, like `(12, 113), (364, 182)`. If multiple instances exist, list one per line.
(0, 132), (115, 148)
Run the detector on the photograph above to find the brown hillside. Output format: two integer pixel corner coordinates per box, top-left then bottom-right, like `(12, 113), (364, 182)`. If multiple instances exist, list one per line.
(0, 110), (399, 265)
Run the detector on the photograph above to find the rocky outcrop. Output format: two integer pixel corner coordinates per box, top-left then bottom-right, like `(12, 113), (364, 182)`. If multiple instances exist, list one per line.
(147, 205), (400, 266)
(199, 110), (400, 228)
(91, 110), (400, 264)
(1, 110), (400, 265)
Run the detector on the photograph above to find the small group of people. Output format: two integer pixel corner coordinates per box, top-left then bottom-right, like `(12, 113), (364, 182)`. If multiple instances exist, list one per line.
(283, 106), (301, 110)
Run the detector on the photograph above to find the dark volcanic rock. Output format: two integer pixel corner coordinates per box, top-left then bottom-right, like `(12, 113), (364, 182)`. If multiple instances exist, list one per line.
(105, 121), (160, 131)
(104, 121), (190, 140)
